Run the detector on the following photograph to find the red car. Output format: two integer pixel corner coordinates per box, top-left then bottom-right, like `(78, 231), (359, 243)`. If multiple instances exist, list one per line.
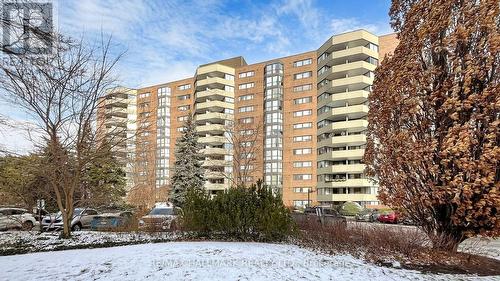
(377, 211), (398, 224)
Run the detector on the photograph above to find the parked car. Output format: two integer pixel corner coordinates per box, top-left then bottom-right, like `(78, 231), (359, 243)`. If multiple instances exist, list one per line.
(32, 208), (49, 222)
(355, 209), (380, 222)
(42, 208), (99, 231)
(0, 208), (37, 230)
(90, 211), (134, 231)
(139, 203), (179, 231)
(294, 206), (347, 227)
(377, 211), (398, 224)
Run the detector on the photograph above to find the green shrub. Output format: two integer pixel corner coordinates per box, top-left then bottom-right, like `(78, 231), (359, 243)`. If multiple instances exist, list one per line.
(181, 180), (296, 242)
(338, 201), (363, 216)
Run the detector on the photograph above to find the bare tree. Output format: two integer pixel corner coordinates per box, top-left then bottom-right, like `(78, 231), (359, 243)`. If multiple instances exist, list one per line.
(0, 35), (123, 238)
(223, 121), (263, 187)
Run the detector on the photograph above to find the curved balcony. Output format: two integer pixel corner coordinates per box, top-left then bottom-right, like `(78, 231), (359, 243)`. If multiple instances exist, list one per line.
(317, 178), (373, 189)
(201, 147), (228, 156)
(318, 61), (377, 82)
(197, 124), (226, 134)
(198, 136), (226, 145)
(195, 89), (233, 101)
(195, 77), (234, 89)
(317, 120), (368, 135)
(195, 100), (233, 113)
(317, 105), (369, 122)
(195, 112), (231, 123)
(317, 149), (365, 161)
(317, 193), (377, 202)
(318, 76), (373, 95)
(317, 134), (366, 148)
(317, 90), (369, 109)
(317, 164), (366, 175)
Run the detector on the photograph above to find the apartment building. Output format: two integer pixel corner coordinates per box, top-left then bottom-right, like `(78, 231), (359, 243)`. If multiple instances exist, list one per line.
(99, 29), (398, 208)
(96, 87), (137, 189)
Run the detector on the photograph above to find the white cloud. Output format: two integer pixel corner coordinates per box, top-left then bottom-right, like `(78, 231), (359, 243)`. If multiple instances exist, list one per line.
(0, 118), (41, 155)
(329, 18), (392, 36)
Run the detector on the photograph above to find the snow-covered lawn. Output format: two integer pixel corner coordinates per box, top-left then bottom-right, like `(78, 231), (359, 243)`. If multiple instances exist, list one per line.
(0, 230), (179, 254)
(0, 241), (496, 281)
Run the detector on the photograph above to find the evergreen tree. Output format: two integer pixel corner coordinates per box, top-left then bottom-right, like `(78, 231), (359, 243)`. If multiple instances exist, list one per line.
(170, 114), (205, 207)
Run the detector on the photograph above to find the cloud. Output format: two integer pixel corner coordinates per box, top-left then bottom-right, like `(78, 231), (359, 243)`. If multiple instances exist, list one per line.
(0, 118), (41, 155)
(329, 18), (392, 36)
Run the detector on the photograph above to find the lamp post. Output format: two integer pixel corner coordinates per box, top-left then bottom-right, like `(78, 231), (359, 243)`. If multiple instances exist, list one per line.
(307, 188), (315, 207)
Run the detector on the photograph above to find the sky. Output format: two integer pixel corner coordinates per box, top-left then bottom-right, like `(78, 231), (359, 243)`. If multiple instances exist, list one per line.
(0, 0), (393, 154)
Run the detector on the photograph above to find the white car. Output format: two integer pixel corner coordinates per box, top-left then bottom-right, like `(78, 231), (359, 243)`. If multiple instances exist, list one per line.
(0, 208), (37, 231)
(42, 208), (99, 231)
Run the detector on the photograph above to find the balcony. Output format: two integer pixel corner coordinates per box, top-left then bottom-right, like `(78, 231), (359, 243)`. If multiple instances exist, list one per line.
(195, 100), (234, 112)
(105, 107), (127, 118)
(317, 90), (369, 109)
(197, 124), (226, 134)
(104, 117), (127, 127)
(202, 159), (228, 167)
(317, 134), (366, 148)
(205, 171), (227, 179)
(196, 89), (233, 101)
(317, 105), (369, 122)
(317, 178), (373, 189)
(317, 164), (366, 175)
(205, 182), (227, 191)
(318, 75), (373, 95)
(198, 136), (226, 145)
(201, 147), (228, 156)
(317, 120), (368, 135)
(197, 64), (234, 76)
(317, 149), (365, 161)
(318, 60), (377, 82)
(317, 193), (377, 202)
(195, 112), (231, 123)
(196, 77), (234, 89)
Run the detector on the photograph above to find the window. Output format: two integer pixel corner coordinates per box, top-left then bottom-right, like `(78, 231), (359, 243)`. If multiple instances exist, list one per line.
(177, 105), (190, 111)
(138, 92), (150, 99)
(293, 109), (312, 117)
(240, 129), (254, 136)
(177, 115), (188, 122)
(293, 161), (312, 168)
(293, 187), (312, 193)
(238, 106), (254, 113)
(293, 122), (312, 129)
(293, 58), (312, 67)
(177, 94), (190, 100)
(293, 135), (312, 142)
(225, 74), (234, 81)
(239, 117), (254, 124)
(238, 94), (254, 101)
(293, 174), (312, 180)
(293, 97), (312, 105)
(293, 148), (312, 155)
(157, 87), (171, 97)
(293, 200), (309, 207)
(238, 71), (255, 78)
(293, 84), (313, 92)
(294, 71), (312, 80)
(266, 75), (282, 87)
(238, 82), (254, 90)
(177, 127), (186, 132)
(318, 65), (330, 76)
(178, 84), (191, 90)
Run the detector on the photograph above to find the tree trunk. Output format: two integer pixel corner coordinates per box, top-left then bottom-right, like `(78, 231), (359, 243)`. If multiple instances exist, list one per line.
(61, 210), (71, 238)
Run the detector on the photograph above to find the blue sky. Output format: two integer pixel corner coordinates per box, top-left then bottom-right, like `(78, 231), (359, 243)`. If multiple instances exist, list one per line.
(1, 0), (393, 153)
(58, 0), (393, 87)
